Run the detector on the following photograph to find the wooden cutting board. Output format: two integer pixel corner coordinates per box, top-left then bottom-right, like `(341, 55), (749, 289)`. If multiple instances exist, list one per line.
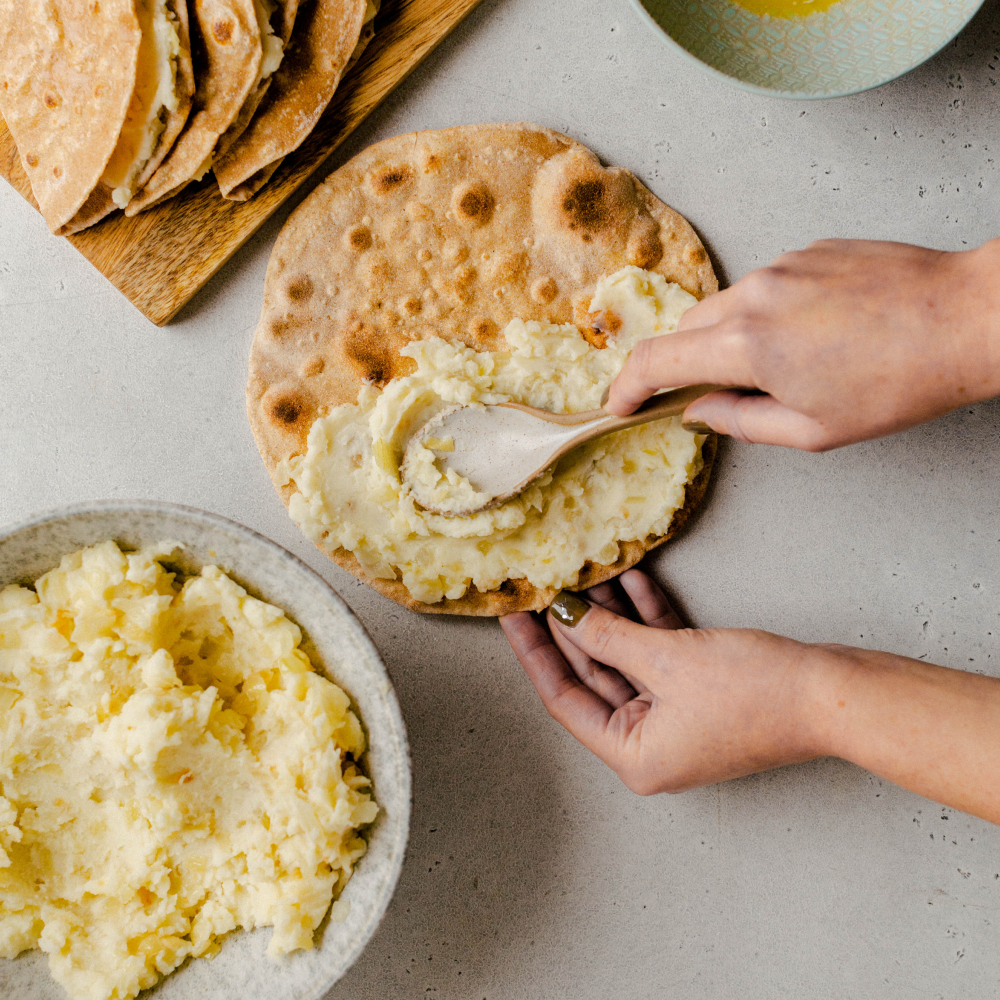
(0, 0), (484, 326)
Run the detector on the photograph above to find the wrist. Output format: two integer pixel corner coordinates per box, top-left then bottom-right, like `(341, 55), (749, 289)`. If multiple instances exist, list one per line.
(949, 239), (1000, 404)
(793, 644), (867, 761)
(797, 644), (1000, 825)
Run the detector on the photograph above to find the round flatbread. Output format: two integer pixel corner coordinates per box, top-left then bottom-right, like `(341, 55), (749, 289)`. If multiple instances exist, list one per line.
(0, 0), (141, 234)
(248, 122), (718, 614)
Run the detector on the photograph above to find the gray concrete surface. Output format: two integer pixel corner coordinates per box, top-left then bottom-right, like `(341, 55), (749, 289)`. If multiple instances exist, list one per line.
(4, 0), (1000, 996)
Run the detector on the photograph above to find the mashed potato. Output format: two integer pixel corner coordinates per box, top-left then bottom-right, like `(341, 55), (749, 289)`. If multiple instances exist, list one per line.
(280, 266), (706, 604)
(0, 541), (377, 1000)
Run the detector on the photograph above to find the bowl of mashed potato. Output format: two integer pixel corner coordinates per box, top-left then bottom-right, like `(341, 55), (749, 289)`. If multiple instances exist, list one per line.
(0, 500), (411, 1000)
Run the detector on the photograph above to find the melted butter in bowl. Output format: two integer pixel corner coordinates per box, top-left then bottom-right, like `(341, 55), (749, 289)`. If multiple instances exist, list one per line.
(632, 0), (984, 98)
(732, 0), (840, 16)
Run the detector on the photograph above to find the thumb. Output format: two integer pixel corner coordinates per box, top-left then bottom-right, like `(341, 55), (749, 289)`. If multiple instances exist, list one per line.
(684, 391), (835, 452)
(547, 591), (668, 688)
(605, 324), (756, 416)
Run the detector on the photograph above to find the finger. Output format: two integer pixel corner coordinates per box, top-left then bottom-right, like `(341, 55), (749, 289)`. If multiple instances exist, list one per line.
(584, 579), (636, 619)
(605, 325), (756, 416)
(683, 390), (836, 452)
(619, 569), (684, 630)
(580, 580), (652, 695)
(500, 612), (618, 756)
(676, 284), (743, 332)
(550, 625), (638, 708)
(547, 598), (667, 687)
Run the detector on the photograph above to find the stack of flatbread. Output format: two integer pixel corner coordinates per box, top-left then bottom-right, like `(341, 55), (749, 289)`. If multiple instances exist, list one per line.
(0, 0), (377, 234)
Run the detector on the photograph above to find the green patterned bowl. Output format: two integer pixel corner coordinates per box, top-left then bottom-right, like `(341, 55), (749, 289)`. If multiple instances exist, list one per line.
(631, 0), (985, 98)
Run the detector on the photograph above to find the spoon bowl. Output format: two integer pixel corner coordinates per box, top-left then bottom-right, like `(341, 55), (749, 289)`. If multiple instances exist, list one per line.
(402, 384), (727, 517)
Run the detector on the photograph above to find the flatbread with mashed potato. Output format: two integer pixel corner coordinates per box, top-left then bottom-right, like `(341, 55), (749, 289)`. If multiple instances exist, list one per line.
(213, 0), (373, 201)
(211, 0), (297, 164)
(0, 0), (196, 234)
(125, 0), (265, 214)
(248, 123), (718, 615)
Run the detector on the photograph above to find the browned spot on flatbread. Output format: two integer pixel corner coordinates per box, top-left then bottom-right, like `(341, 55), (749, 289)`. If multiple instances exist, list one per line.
(270, 318), (291, 340)
(469, 317), (498, 343)
(562, 179), (607, 232)
(531, 276), (558, 304)
(212, 19), (234, 43)
(247, 123), (719, 615)
(452, 181), (495, 227)
(44, 92), (59, 108)
(369, 164), (414, 197)
(346, 224), (372, 251)
(344, 322), (407, 385)
(268, 392), (307, 427)
(454, 264), (476, 286)
(362, 254), (392, 287)
(585, 309), (621, 349)
(287, 276), (314, 303)
(488, 251), (526, 284)
(628, 218), (664, 269)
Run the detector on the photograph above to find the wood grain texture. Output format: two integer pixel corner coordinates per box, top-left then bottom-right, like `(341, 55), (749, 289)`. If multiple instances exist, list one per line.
(0, 0), (484, 325)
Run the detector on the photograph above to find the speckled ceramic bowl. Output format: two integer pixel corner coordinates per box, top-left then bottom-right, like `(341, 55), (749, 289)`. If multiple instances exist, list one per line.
(0, 500), (411, 1000)
(631, 0), (985, 98)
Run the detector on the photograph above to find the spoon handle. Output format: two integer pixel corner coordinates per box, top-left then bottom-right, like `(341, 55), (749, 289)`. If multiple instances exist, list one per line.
(499, 383), (731, 436)
(595, 383), (732, 432)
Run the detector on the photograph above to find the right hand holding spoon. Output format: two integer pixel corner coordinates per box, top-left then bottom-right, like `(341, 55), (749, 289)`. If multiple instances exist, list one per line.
(606, 238), (1000, 451)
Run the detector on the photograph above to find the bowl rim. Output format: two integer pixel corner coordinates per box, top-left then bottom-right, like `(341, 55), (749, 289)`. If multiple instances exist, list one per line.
(0, 498), (412, 1000)
(627, 0), (987, 100)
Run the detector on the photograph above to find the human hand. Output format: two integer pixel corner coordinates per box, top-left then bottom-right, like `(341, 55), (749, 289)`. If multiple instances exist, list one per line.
(500, 569), (833, 794)
(606, 239), (1000, 450)
(502, 569), (1000, 823)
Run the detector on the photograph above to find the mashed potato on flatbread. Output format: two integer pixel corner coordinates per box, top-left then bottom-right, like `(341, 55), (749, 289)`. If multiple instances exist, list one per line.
(0, 541), (377, 1000)
(279, 267), (706, 605)
(101, 0), (184, 208)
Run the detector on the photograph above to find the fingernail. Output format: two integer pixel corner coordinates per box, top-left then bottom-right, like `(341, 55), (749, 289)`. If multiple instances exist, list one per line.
(682, 420), (713, 434)
(549, 590), (591, 627)
(600, 386), (611, 408)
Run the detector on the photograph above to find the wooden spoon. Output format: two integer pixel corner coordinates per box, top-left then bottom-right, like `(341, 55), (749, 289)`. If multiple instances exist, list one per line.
(402, 383), (728, 517)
